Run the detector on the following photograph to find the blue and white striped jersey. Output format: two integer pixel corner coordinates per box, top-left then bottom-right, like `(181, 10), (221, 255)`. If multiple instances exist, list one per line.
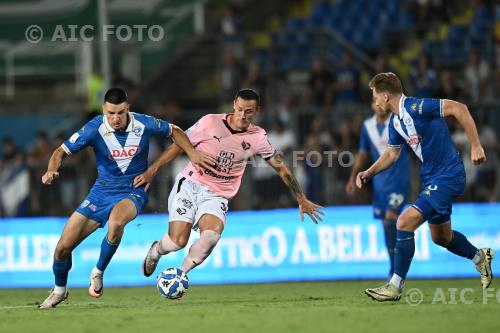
(62, 113), (171, 186)
(360, 115), (409, 194)
(388, 95), (464, 183)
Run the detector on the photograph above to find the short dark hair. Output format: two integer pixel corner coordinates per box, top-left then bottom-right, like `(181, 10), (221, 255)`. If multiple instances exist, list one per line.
(104, 87), (128, 104)
(369, 72), (403, 95)
(234, 88), (260, 106)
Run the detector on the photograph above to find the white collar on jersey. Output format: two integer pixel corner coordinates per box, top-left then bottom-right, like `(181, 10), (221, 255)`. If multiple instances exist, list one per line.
(397, 94), (407, 119)
(103, 112), (135, 132)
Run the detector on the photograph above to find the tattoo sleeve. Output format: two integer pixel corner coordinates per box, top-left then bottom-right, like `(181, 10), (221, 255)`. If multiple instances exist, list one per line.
(273, 153), (304, 198)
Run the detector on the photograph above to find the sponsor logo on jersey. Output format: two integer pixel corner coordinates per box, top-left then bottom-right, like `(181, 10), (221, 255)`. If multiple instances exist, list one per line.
(108, 145), (141, 160)
(418, 100), (424, 114)
(406, 134), (421, 148)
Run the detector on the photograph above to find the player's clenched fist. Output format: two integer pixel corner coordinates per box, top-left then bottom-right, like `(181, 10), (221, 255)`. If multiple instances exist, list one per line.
(471, 145), (486, 165)
(355, 170), (372, 189)
(42, 171), (59, 185)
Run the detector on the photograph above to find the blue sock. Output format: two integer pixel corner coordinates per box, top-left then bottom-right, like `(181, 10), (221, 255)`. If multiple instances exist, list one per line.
(96, 236), (120, 272)
(445, 230), (478, 259)
(383, 218), (397, 276)
(394, 230), (415, 280)
(53, 257), (72, 287)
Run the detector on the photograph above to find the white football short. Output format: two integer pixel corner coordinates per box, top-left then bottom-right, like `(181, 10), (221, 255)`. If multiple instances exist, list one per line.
(167, 173), (228, 229)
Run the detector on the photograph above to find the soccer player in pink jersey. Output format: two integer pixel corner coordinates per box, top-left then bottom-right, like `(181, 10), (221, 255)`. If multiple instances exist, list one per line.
(134, 89), (324, 279)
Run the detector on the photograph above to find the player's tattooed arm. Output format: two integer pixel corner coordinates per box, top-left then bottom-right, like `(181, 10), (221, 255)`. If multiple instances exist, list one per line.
(42, 146), (67, 185)
(266, 152), (324, 223)
(269, 152), (303, 198)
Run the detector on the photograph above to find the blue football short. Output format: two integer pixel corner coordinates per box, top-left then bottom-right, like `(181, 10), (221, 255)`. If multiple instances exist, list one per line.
(76, 182), (148, 227)
(412, 176), (465, 224)
(373, 189), (406, 219)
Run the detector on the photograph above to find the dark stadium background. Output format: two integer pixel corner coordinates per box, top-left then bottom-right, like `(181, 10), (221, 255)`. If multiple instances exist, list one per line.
(0, 0), (497, 217)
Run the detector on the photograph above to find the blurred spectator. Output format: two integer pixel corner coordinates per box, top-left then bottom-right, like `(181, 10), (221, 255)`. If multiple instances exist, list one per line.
(27, 131), (52, 167)
(242, 62), (267, 105)
(372, 54), (395, 75)
(475, 124), (498, 201)
(409, 53), (437, 97)
(253, 120), (296, 209)
(309, 117), (332, 150)
(435, 68), (463, 100)
(452, 125), (477, 200)
(275, 95), (294, 126)
(0, 137), (29, 217)
(87, 69), (105, 120)
(334, 51), (360, 104)
(464, 49), (491, 104)
(303, 133), (324, 205)
(220, 5), (243, 57)
(306, 58), (334, 109)
(112, 67), (135, 91)
(220, 51), (246, 103)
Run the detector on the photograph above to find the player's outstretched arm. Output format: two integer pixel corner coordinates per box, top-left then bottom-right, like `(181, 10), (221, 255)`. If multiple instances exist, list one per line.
(356, 147), (401, 189)
(41, 146), (67, 185)
(442, 99), (486, 165)
(133, 144), (184, 189)
(266, 153), (324, 224)
(170, 124), (215, 170)
(346, 150), (368, 196)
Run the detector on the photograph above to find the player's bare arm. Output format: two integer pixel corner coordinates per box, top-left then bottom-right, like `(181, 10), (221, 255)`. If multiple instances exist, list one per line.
(356, 146), (401, 189)
(266, 152), (324, 224)
(41, 146), (67, 185)
(133, 144), (184, 189)
(346, 150), (368, 196)
(442, 99), (486, 165)
(170, 124), (215, 170)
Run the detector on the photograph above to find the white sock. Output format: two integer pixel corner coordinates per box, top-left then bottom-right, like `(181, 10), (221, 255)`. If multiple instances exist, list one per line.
(180, 230), (221, 273)
(156, 234), (182, 258)
(91, 267), (103, 275)
(390, 274), (404, 289)
(472, 251), (482, 265)
(54, 285), (66, 295)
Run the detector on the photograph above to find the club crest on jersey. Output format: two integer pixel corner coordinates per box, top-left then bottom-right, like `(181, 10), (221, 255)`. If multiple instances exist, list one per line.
(403, 116), (413, 127)
(241, 140), (251, 151)
(109, 145), (141, 160)
(133, 127), (143, 137)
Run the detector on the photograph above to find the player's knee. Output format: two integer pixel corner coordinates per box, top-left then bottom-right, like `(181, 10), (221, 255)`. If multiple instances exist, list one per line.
(170, 236), (189, 249)
(431, 233), (451, 247)
(54, 242), (72, 259)
(168, 233), (189, 248)
(396, 216), (411, 230)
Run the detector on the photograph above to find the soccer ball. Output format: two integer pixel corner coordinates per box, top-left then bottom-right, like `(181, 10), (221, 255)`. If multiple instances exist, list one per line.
(156, 267), (189, 299)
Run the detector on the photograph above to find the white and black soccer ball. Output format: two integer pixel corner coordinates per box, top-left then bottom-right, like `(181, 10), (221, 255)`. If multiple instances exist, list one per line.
(157, 267), (189, 299)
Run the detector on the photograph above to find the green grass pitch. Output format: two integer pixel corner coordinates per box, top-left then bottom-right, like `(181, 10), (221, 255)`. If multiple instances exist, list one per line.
(1, 279), (499, 333)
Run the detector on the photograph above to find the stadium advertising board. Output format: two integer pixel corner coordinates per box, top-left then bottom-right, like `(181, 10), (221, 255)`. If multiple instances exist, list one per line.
(0, 204), (499, 288)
